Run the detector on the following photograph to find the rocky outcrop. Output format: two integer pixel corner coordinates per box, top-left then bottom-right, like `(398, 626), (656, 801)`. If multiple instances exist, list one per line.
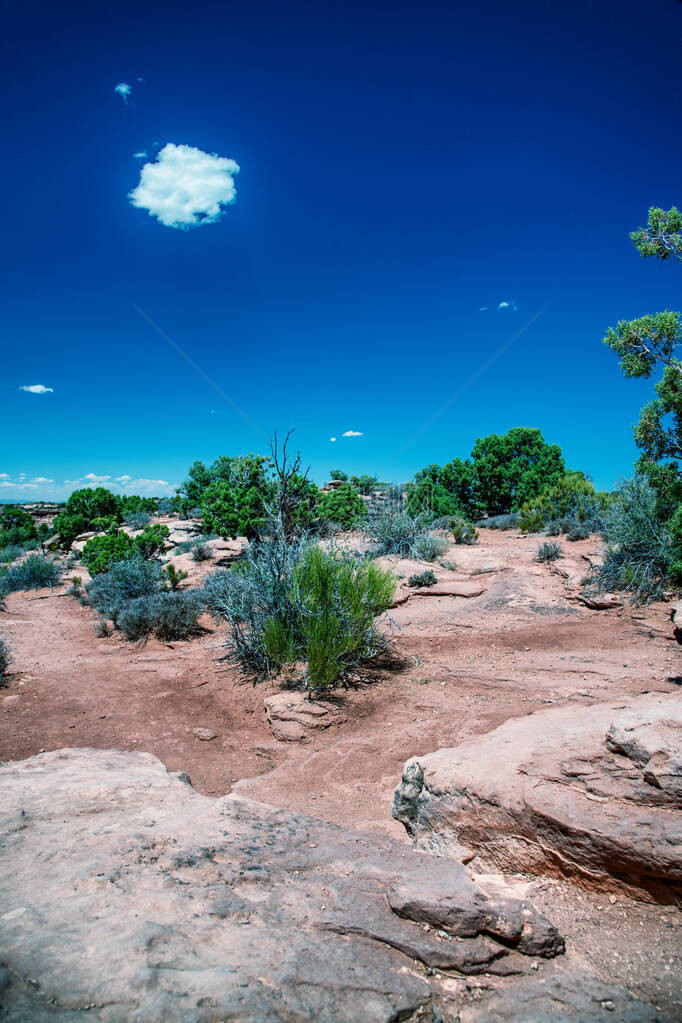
(393, 693), (682, 902)
(264, 691), (348, 741)
(0, 748), (571, 1022)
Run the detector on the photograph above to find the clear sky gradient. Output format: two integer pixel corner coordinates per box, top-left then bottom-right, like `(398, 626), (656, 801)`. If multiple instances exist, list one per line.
(2, 0), (681, 499)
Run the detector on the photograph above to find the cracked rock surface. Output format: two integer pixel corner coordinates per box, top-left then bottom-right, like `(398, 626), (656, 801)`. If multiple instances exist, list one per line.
(393, 692), (682, 902)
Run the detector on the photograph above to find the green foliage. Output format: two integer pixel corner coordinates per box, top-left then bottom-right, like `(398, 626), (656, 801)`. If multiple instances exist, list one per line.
(477, 513), (518, 530)
(0, 543), (30, 565)
(54, 487), (124, 546)
(595, 475), (674, 602)
(470, 428), (565, 515)
(82, 531), (135, 575)
(406, 479), (462, 521)
(118, 592), (203, 642)
(90, 515), (119, 533)
(636, 458), (682, 523)
(350, 474), (379, 495)
(202, 537), (395, 688)
(124, 511), (151, 530)
(669, 506), (682, 586)
(0, 554), (61, 596)
(518, 473), (608, 533)
(85, 558), (164, 625)
(449, 516), (478, 545)
(0, 506), (37, 548)
(410, 532), (449, 561)
(0, 636), (10, 683)
(134, 523), (170, 559)
(566, 524), (592, 541)
(190, 541), (213, 562)
(180, 454), (273, 535)
(329, 469), (348, 481)
(631, 206), (682, 264)
(408, 569), (437, 587)
(317, 481), (366, 530)
(121, 495), (158, 515)
(535, 541), (563, 563)
(163, 563), (189, 590)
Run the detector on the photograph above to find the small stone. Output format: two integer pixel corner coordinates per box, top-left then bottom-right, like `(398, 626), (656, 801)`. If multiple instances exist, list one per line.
(609, 895), (616, 904)
(192, 728), (217, 741)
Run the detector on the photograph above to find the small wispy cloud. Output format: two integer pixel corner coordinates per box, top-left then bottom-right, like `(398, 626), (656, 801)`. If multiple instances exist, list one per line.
(83, 473), (111, 483)
(20, 384), (53, 394)
(115, 475), (132, 482)
(114, 82), (132, 103)
(0, 474), (8, 479)
(133, 150), (147, 159)
(31, 477), (53, 484)
(342, 430), (363, 437)
(129, 143), (240, 229)
(498, 300), (518, 311)
(330, 436), (337, 442)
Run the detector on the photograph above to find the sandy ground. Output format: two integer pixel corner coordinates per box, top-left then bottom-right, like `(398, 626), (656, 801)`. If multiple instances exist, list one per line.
(1, 528), (681, 1017)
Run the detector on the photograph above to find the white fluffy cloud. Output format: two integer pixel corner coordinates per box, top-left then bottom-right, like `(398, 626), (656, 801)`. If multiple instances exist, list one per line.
(115, 82), (131, 102)
(31, 477), (53, 484)
(83, 473), (111, 483)
(330, 437), (337, 442)
(342, 430), (363, 437)
(20, 384), (53, 394)
(115, 475), (132, 482)
(129, 143), (240, 229)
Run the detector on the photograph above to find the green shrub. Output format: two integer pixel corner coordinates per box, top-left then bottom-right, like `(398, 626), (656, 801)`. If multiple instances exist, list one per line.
(0, 636), (10, 683)
(85, 558), (164, 624)
(163, 564), (189, 590)
(535, 541), (563, 563)
(0, 554), (61, 596)
(518, 473), (608, 533)
(566, 524), (592, 541)
(203, 537), (395, 688)
(449, 516), (478, 545)
(668, 506), (682, 586)
(124, 511), (151, 530)
(408, 570), (437, 587)
(595, 475), (673, 602)
(476, 513), (519, 531)
(0, 543), (29, 565)
(0, 506), (37, 548)
(134, 523), (170, 559)
(54, 487), (124, 546)
(118, 592), (203, 642)
(406, 479), (461, 521)
(317, 482), (367, 530)
(410, 532), (449, 561)
(90, 515), (119, 533)
(82, 531), (135, 575)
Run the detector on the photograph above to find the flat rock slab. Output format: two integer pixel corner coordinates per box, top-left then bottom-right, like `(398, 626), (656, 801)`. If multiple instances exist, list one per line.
(0, 748), (570, 1022)
(264, 691), (347, 741)
(412, 582), (486, 598)
(393, 693), (682, 902)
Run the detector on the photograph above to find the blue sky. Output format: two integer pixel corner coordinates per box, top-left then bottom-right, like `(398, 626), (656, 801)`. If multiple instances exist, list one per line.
(2, 0), (681, 500)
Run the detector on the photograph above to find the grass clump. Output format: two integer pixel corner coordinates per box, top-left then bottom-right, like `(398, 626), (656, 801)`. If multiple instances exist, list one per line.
(191, 541), (213, 562)
(408, 569), (437, 587)
(0, 554), (61, 596)
(535, 541), (563, 563)
(365, 504), (430, 558)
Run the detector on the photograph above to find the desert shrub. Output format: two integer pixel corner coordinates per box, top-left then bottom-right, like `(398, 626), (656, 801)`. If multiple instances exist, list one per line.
(410, 532), (449, 562)
(545, 520), (562, 536)
(317, 481), (367, 530)
(408, 570), (437, 587)
(203, 537), (395, 687)
(293, 547), (396, 688)
(94, 619), (111, 638)
(406, 479), (462, 521)
(535, 541), (563, 563)
(0, 543), (29, 564)
(0, 506), (38, 548)
(90, 515), (119, 533)
(124, 511), (151, 530)
(669, 506), (682, 585)
(594, 475), (673, 602)
(156, 497), (179, 516)
(67, 576), (82, 596)
(122, 495), (158, 516)
(0, 637), (10, 683)
(163, 564), (189, 590)
(449, 516), (478, 545)
(365, 504), (429, 557)
(118, 591), (203, 642)
(85, 557), (164, 624)
(134, 523), (170, 559)
(566, 524), (592, 541)
(54, 487), (124, 546)
(191, 541), (213, 562)
(0, 554), (61, 596)
(518, 473), (608, 533)
(82, 531), (135, 575)
(476, 513), (519, 530)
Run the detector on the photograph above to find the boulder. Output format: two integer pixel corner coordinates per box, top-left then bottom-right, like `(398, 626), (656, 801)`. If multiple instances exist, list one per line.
(671, 599), (682, 644)
(393, 693), (682, 902)
(0, 748), (570, 1022)
(264, 690), (347, 741)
